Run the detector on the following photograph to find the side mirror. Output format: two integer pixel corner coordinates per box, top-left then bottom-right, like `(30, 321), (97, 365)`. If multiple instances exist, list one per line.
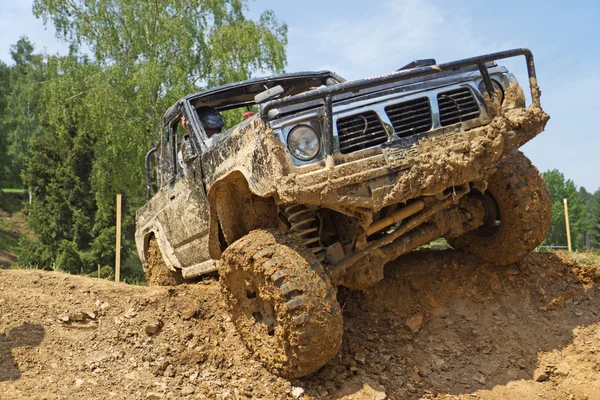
(254, 85), (284, 104)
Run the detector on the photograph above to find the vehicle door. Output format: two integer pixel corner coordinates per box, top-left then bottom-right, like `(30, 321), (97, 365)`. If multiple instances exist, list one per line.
(155, 103), (211, 268)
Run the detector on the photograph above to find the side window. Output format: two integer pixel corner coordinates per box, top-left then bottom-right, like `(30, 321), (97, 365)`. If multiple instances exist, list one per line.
(157, 124), (172, 188)
(175, 120), (186, 175)
(173, 117), (197, 179)
(156, 111), (200, 189)
(156, 120), (182, 187)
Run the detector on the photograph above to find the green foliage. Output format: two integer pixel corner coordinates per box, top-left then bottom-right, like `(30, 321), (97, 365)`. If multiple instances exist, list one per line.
(0, 218), (19, 255)
(30, 0), (287, 232)
(17, 237), (54, 269)
(2, 38), (45, 187)
(54, 239), (84, 274)
(1, 1), (287, 278)
(91, 226), (117, 267)
(1, 189), (26, 194)
(97, 265), (114, 279)
(591, 190), (600, 247)
(0, 61), (12, 185)
(542, 169), (591, 249)
(0, 192), (29, 264)
(121, 258), (147, 285)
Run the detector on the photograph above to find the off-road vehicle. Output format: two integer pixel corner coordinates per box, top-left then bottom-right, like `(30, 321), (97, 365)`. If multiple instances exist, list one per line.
(136, 48), (551, 378)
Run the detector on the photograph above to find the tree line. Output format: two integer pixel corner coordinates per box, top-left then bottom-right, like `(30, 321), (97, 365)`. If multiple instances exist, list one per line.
(541, 170), (600, 250)
(0, 0), (287, 276)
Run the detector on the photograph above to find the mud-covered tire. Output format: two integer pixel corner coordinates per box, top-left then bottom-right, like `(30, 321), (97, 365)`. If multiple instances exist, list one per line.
(219, 229), (343, 378)
(447, 151), (551, 266)
(145, 237), (184, 286)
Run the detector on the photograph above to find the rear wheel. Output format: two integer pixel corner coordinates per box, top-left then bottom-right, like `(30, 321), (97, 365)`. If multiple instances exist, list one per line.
(447, 151), (551, 266)
(145, 237), (184, 286)
(219, 229), (343, 378)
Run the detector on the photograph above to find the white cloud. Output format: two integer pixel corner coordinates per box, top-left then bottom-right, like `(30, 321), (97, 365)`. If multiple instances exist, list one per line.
(303, 0), (512, 79)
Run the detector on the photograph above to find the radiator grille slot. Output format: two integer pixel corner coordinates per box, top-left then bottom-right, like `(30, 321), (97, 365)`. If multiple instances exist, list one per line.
(385, 97), (432, 138)
(336, 111), (388, 154)
(438, 87), (480, 126)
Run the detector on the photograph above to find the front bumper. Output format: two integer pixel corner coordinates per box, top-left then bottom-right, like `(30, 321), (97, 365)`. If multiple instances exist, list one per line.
(275, 105), (549, 221)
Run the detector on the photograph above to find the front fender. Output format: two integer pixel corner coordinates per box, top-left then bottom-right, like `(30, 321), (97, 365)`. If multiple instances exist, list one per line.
(206, 170), (279, 260)
(201, 116), (288, 196)
(135, 219), (181, 273)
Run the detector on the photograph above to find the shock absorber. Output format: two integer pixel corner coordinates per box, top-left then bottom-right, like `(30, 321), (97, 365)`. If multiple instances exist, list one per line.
(281, 204), (326, 262)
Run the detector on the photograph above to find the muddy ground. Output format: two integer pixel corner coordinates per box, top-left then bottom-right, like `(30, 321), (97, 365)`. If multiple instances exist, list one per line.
(1, 250), (600, 400)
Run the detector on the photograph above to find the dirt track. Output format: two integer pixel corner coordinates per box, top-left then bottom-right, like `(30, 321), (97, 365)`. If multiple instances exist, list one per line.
(1, 250), (600, 399)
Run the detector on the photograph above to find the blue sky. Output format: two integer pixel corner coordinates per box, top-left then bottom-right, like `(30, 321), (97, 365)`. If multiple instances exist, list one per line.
(1, 0), (599, 191)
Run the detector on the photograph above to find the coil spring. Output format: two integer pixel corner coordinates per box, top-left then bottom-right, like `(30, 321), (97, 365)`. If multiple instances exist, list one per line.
(282, 204), (326, 262)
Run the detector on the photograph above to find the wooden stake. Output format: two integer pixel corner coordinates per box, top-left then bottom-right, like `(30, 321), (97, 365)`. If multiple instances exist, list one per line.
(564, 198), (572, 252)
(98, 264), (101, 279)
(115, 193), (122, 283)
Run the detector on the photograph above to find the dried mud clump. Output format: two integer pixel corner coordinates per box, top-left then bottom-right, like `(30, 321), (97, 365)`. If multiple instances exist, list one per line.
(145, 237), (184, 286)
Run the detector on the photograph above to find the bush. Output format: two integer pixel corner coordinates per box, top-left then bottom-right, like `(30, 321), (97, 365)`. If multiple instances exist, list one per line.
(17, 237), (54, 269)
(54, 240), (84, 274)
(99, 265), (114, 279)
(91, 226), (116, 266)
(80, 250), (99, 275)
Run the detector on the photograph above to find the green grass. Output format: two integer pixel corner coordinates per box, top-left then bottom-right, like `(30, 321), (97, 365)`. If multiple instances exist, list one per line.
(121, 251), (147, 285)
(0, 218), (20, 254)
(569, 249), (600, 265)
(417, 238), (451, 251)
(1, 188), (26, 194)
(0, 191), (28, 267)
(0, 190), (27, 214)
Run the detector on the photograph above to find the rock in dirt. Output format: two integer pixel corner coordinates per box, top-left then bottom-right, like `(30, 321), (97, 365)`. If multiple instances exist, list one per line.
(333, 377), (387, 400)
(145, 321), (162, 334)
(354, 351), (367, 365)
(58, 314), (70, 323)
(554, 363), (571, 377)
(291, 386), (305, 398)
(181, 386), (195, 395)
(534, 368), (549, 382)
(405, 313), (425, 333)
(432, 355), (446, 370)
(546, 296), (566, 310)
(71, 312), (85, 322)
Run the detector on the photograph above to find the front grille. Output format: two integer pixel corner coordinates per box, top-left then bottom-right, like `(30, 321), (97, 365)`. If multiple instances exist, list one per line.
(437, 87), (480, 126)
(336, 111), (388, 154)
(385, 97), (432, 138)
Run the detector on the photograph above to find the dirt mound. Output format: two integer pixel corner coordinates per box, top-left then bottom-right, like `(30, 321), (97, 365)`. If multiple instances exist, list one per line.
(1, 250), (600, 399)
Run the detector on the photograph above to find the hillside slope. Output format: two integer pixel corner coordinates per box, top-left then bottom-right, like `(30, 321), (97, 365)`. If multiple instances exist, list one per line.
(1, 250), (600, 399)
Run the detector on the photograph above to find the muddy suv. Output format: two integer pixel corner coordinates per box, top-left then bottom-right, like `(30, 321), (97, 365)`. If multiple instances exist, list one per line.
(136, 48), (551, 378)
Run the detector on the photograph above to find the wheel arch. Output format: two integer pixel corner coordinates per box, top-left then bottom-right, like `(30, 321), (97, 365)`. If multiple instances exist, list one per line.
(207, 170), (279, 260)
(138, 222), (181, 273)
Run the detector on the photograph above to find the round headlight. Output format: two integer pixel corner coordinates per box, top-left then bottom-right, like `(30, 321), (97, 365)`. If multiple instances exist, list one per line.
(287, 125), (320, 161)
